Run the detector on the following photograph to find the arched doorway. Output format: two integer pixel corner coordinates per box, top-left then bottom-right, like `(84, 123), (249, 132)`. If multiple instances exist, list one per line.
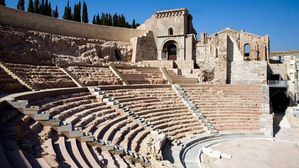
(244, 44), (251, 61)
(162, 40), (177, 60)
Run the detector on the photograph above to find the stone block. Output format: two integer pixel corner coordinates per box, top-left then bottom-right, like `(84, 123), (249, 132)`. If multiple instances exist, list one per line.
(33, 113), (50, 121)
(65, 130), (84, 138)
(110, 145), (124, 155)
(293, 110), (299, 118)
(221, 153), (232, 159)
(208, 150), (222, 159)
(8, 100), (28, 109)
(78, 135), (94, 142)
(45, 119), (60, 126)
(22, 106), (39, 115)
(56, 124), (72, 132)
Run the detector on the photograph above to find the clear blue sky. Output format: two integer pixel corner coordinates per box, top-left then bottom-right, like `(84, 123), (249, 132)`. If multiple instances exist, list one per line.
(5, 0), (299, 51)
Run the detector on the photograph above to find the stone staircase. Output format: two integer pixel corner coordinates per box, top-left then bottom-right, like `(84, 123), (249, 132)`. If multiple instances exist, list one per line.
(59, 67), (85, 87)
(109, 65), (129, 85)
(7, 98), (151, 167)
(172, 84), (218, 134)
(160, 67), (173, 84)
(0, 61), (36, 91)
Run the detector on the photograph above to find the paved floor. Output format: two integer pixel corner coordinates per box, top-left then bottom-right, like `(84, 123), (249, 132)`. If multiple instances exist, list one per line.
(201, 114), (299, 168)
(201, 138), (299, 168)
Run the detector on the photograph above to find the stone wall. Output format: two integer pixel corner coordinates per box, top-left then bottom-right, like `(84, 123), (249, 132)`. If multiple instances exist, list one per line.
(260, 85), (273, 137)
(218, 28), (270, 61)
(131, 31), (157, 62)
(0, 25), (132, 65)
(0, 6), (146, 42)
(228, 35), (267, 84)
(196, 30), (268, 85)
(138, 60), (174, 69)
(196, 33), (228, 84)
(138, 8), (196, 62)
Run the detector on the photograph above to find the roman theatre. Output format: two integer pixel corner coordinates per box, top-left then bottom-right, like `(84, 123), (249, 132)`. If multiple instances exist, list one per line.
(0, 6), (299, 168)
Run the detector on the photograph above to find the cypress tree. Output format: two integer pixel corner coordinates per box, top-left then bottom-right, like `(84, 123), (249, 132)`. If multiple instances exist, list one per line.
(78, 1), (81, 22)
(112, 14), (117, 26)
(132, 19), (136, 28)
(53, 5), (58, 18)
(96, 14), (100, 24)
(92, 15), (96, 24)
(28, 0), (34, 12)
(34, 0), (40, 14)
(63, 6), (68, 19)
(17, 0), (25, 10)
(82, 1), (88, 23)
(73, 4), (77, 21)
(0, 0), (6, 6)
(106, 14), (109, 25)
(63, 1), (72, 20)
(121, 15), (126, 27)
(73, 2), (81, 22)
(126, 22), (131, 28)
(100, 13), (105, 25)
(108, 14), (113, 26)
(47, 1), (52, 16)
(40, 0), (44, 15)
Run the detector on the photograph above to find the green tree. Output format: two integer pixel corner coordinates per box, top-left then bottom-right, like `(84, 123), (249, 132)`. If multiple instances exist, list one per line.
(132, 19), (136, 28)
(34, 0), (40, 14)
(96, 14), (101, 24)
(108, 14), (113, 26)
(46, 1), (52, 16)
(40, 0), (44, 14)
(63, 1), (72, 20)
(73, 1), (81, 22)
(92, 15), (96, 24)
(17, 0), (25, 10)
(82, 1), (88, 23)
(53, 5), (58, 18)
(0, 0), (6, 6)
(112, 14), (118, 26)
(28, 0), (34, 12)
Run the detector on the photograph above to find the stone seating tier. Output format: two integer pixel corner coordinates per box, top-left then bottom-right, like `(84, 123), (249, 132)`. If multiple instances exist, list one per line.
(28, 88), (153, 156)
(67, 66), (122, 86)
(101, 86), (205, 140)
(182, 85), (263, 132)
(117, 67), (166, 84)
(4, 63), (76, 89)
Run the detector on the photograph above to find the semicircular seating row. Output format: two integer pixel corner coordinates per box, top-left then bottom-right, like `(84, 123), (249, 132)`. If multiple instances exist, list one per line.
(100, 86), (205, 140)
(0, 105), (140, 167)
(181, 85), (263, 132)
(1, 62), (168, 91)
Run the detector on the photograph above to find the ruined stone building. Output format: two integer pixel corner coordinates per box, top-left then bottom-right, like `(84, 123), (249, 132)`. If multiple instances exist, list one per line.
(138, 9), (196, 66)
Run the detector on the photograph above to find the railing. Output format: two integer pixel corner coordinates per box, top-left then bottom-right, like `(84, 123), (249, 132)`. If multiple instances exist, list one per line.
(268, 80), (288, 88)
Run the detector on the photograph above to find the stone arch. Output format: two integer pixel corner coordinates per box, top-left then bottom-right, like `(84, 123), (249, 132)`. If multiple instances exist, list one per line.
(244, 43), (251, 61)
(162, 40), (178, 60)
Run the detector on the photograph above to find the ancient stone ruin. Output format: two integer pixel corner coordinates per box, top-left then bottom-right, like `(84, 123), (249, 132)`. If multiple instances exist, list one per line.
(1, 5), (296, 168)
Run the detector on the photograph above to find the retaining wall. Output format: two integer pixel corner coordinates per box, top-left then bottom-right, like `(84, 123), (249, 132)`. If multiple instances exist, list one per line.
(0, 6), (146, 42)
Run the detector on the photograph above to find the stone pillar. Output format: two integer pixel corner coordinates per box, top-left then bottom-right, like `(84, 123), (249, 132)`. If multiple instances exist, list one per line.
(185, 35), (194, 61)
(259, 84), (274, 137)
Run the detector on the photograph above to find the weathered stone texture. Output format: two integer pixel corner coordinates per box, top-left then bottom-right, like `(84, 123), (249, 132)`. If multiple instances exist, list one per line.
(0, 25), (132, 65)
(196, 33), (228, 83)
(196, 29), (268, 84)
(131, 31), (157, 62)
